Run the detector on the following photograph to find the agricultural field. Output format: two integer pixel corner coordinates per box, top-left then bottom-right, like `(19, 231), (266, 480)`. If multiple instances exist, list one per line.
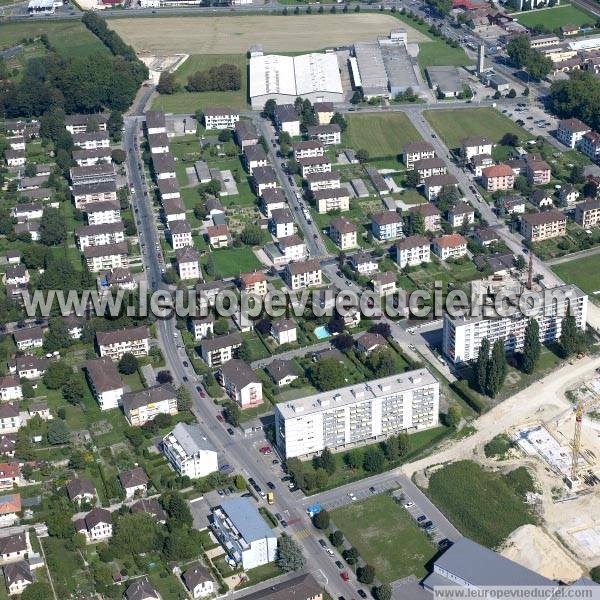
(331, 493), (437, 583)
(552, 254), (600, 295)
(0, 20), (108, 58)
(108, 14), (425, 54)
(417, 40), (470, 70)
(514, 4), (596, 30)
(424, 107), (531, 150)
(152, 53), (249, 112)
(205, 247), (262, 278)
(344, 112), (422, 159)
(425, 460), (536, 548)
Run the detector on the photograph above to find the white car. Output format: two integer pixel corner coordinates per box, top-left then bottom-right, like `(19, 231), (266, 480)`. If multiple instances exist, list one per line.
(326, 548), (334, 556)
(348, 493), (357, 501)
(404, 501), (415, 508)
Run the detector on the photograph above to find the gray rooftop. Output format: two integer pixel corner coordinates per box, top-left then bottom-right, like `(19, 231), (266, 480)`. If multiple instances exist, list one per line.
(218, 497), (275, 543)
(168, 422), (216, 456)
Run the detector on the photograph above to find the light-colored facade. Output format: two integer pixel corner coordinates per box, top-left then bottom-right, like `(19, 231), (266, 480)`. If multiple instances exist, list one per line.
(162, 422), (218, 479)
(203, 108), (240, 130)
(556, 118), (591, 148)
(329, 217), (357, 250)
(218, 359), (263, 409)
(122, 384), (178, 427)
(96, 326), (150, 360)
(395, 236), (431, 268)
(575, 199), (600, 227)
(482, 165), (515, 192)
(275, 369), (439, 459)
(85, 358), (124, 411)
(521, 210), (567, 242)
(314, 189), (349, 214)
(432, 234), (468, 260)
(283, 259), (322, 290)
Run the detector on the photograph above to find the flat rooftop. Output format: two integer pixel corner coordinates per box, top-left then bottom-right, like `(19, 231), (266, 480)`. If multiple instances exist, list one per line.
(276, 368), (437, 419)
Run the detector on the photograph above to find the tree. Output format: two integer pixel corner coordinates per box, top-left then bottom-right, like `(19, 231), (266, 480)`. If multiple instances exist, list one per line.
(331, 530), (344, 546)
(313, 509), (330, 529)
(570, 164), (585, 185)
(111, 148), (126, 164)
(591, 565), (600, 584)
(111, 512), (161, 557)
(375, 584), (393, 600)
(240, 224), (263, 246)
(343, 546), (359, 565)
(501, 133), (519, 147)
(157, 71), (180, 94)
(47, 420), (70, 445)
(366, 348), (397, 378)
(333, 333), (354, 351)
(40, 207), (67, 246)
(486, 338), (507, 398)
(357, 564), (376, 584)
(108, 111), (124, 142)
(317, 447), (336, 475)
(507, 35), (531, 68)
(163, 526), (203, 561)
(263, 99), (277, 119)
(118, 352), (138, 375)
(363, 446), (385, 473)
(157, 370), (173, 384)
(224, 401), (240, 427)
(345, 449), (362, 470)
(277, 533), (306, 572)
(527, 52), (553, 81)
(507, 88), (517, 98)
(446, 404), (461, 428)
(21, 582), (53, 600)
(62, 376), (85, 406)
(559, 313), (582, 357)
(514, 255), (526, 271)
(475, 338), (490, 394)
(356, 148), (370, 163)
(161, 491), (193, 527)
(176, 385), (192, 411)
(405, 169), (420, 189)
(330, 112), (347, 132)
(308, 358), (347, 391)
(43, 317), (72, 352)
(521, 318), (541, 374)
(408, 210), (425, 235)
(43, 360), (69, 390)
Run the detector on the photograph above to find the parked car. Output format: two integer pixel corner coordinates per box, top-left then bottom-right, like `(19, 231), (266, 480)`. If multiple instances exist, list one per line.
(216, 414), (224, 422)
(335, 560), (343, 569)
(404, 501), (415, 508)
(281, 520), (288, 528)
(340, 572), (349, 582)
(259, 446), (272, 454)
(318, 539), (327, 548)
(417, 515), (427, 522)
(275, 513), (283, 521)
(358, 591), (368, 598)
(267, 481), (275, 489)
(227, 428), (234, 436)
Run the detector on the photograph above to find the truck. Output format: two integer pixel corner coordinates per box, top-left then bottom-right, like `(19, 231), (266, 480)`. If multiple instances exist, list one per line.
(266, 492), (275, 505)
(307, 503), (322, 517)
(303, 208), (312, 224)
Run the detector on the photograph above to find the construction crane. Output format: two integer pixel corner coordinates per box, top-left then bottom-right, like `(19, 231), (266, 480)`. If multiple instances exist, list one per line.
(571, 385), (600, 481)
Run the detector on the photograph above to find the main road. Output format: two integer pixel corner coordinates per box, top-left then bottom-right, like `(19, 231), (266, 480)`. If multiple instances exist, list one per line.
(124, 114), (367, 599)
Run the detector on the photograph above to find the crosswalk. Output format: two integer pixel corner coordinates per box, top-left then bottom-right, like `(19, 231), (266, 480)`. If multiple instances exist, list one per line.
(294, 527), (311, 540)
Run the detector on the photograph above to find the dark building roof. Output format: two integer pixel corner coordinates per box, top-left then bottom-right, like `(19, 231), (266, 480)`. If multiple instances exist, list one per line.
(118, 467), (149, 490)
(125, 576), (160, 600)
(266, 359), (299, 383)
(0, 532), (26, 556)
(130, 498), (167, 522)
(3, 561), (32, 588)
(122, 384), (176, 411)
(96, 326), (149, 347)
(85, 357), (123, 393)
(182, 562), (213, 591)
(66, 478), (96, 501)
(219, 359), (259, 388)
(240, 573), (322, 600)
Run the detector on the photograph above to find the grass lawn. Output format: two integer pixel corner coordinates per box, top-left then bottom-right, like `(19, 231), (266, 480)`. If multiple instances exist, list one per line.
(240, 562), (283, 588)
(206, 247), (262, 278)
(425, 460), (536, 548)
(344, 113), (422, 159)
(331, 493), (437, 582)
(424, 107), (531, 150)
(514, 4), (596, 29)
(417, 40), (470, 70)
(152, 53), (249, 112)
(552, 254), (600, 295)
(0, 20), (108, 58)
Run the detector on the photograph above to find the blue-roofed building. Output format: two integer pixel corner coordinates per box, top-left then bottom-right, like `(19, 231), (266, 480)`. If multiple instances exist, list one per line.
(210, 497), (277, 569)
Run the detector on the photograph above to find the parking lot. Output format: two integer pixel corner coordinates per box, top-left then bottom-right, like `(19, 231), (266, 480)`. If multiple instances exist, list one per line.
(395, 490), (447, 546)
(317, 482), (396, 511)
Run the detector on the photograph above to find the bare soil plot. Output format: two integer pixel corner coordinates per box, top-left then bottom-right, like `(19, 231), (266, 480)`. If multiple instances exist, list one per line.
(108, 14), (427, 54)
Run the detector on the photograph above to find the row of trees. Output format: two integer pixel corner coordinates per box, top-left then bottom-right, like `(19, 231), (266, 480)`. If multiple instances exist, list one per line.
(186, 64), (241, 93)
(506, 35), (553, 81)
(548, 71), (600, 132)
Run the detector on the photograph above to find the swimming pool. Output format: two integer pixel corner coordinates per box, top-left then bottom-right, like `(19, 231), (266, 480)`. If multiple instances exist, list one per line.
(313, 325), (330, 340)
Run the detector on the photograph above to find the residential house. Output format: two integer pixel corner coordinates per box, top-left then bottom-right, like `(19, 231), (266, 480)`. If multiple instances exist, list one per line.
(274, 105), (300, 137)
(0, 495), (20, 527)
(461, 136), (493, 160)
(148, 132), (170, 154)
(306, 124), (341, 145)
(157, 178), (181, 202)
(145, 111), (166, 136)
(235, 121), (259, 149)
(432, 233), (468, 260)
(66, 478), (96, 506)
(0, 532), (28, 565)
(65, 113), (109, 134)
(269, 208), (295, 238)
(502, 195), (526, 215)
(525, 156), (551, 185)
(4, 151), (25, 168)
(350, 252), (378, 275)
(403, 141), (436, 170)
(298, 155), (331, 178)
(239, 573), (323, 600)
(168, 220), (193, 250)
(271, 319), (297, 345)
(0, 465), (19, 490)
(14, 356), (47, 380)
(84, 242), (128, 272)
(558, 184), (580, 206)
(260, 188), (287, 217)
(0, 378), (21, 403)
(521, 210), (567, 241)
(414, 157), (447, 182)
(27, 402), (50, 421)
(182, 563), (215, 599)
(74, 507), (113, 543)
(313, 102), (334, 125)
(482, 164), (515, 192)
(152, 153), (177, 180)
(206, 224), (230, 249)
(96, 326), (150, 360)
(124, 577), (161, 600)
(200, 332), (243, 367)
(122, 384), (178, 427)
(3, 561), (33, 596)
(13, 327), (43, 351)
(313, 188), (349, 214)
(130, 499), (167, 524)
(72, 131), (110, 151)
(371, 211), (403, 241)
(162, 197), (186, 223)
(189, 315), (215, 341)
(283, 259), (322, 290)
(118, 467), (149, 499)
(581, 130), (600, 161)
(329, 217), (357, 250)
(531, 188), (554, 209)
(474, 227), (499, 247)
(266, 359), (299, 387)
(575, 198), (600, 227)
(0, 435), (16, 459)
(162, 422), (218, 479)
(356, 332), (387, 354)
(85, 356), (124, 411)
(3, 265), (29, 288)
(293, 141), (324, 160)
(252, 166), (278, 196)
(409, 202), (442, 232)
(306, 171), (341, 192)
(243, 144), (268, 175)
(75, 222), (125, 251)
(556, 118), (591, 148)
(277, 235), (307, 263)
(72, 181), (117, 210)
(84, 200), (121, 226)
(203, 107), (239, 130)
(239, 272), (268, 297)
(447, 202), (475, 228)
(372, 272), (397, 297)
(423, 174), (459, 201)
(395, 235), (431, 268)
(218, 359), (263, 408)
(470, 154), (494, 177)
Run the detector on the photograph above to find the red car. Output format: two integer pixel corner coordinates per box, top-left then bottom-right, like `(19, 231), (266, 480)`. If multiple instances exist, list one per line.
(199, 390), (206, 398)
(340, 571), (349, 582)
(216, 414), (224, 422)
(259, 446), (272, 455)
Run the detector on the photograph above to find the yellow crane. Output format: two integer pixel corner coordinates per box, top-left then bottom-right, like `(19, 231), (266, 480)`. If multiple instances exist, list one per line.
(571, 385), (600, 482)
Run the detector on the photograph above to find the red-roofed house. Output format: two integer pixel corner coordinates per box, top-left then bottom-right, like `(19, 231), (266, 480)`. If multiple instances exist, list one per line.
(482, 164), (515, 192)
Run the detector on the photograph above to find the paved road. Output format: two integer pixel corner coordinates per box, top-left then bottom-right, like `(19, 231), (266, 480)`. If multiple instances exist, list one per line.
(125, 115), (366, 600)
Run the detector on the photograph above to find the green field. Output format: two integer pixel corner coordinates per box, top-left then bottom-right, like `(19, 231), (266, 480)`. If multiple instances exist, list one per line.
(552, 254), (600, 294)
(344, 112), (422, 159)
(418, 40), (470, 69)
(152, 53), (248, 112)
(424, 107), (531, 150)
(425, 460), (536, 548)
(0, 20), (108, 58)
(514, 4), (596, 29)
(207, 247), (262, 278)
(331, 493), (437, 583)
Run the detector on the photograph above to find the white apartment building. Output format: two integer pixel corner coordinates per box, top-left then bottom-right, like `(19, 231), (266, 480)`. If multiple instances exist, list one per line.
(189, 315), (215, 341)
(145, 111), (166, 135)
(203, 107), (240, 130)
(371, 211), (403, 241)
(461, 136), (493, 160)
(329, 217), (357, 250)
(218, 359), (263, 409)
(200, 333), (243, 367)
(556, 118), (591, 148)
(177, 246), (201, 280)
(314, 189), (350, 214)
(84, 201), (121, 226)
(278, 235), (307, 263)
(0, 378), (22, 403)
(75, 222), (125, 251)
(283, 259), (322, 290)
(0, 405), (20, 434)
(306, 171), (341, 192)
(123, 384), (178, 427)
(575, 199), (600, 227)
(85, 358), (124, 410)
(84, 242), (128, 272)
(293, 141), (325, 160)
(65, 113), (109, 134)
(211, 498), (278, 570)
(162, 422), (218, 479)
(423, 174), (459, 201)
(403, 141), (436, 170)
(275, 369), (440, 459)
(414, 157), (447, 182)
(298, 156), (332, 178)
(169, 220), (193, 250)
(580, 130), (600, 161)
(260, 188), (287, 217)
(271, 319), (297, 345)
(269, 209), (295, 238)
(307, 124), (341, 145)
(148, 132), (170, 154)
(72, 131), (110, 151)
(96, 326), (150, 360)
(395, 236), (430, 268)
(442, 284), (588, 363)
(432, 234), (468, 261)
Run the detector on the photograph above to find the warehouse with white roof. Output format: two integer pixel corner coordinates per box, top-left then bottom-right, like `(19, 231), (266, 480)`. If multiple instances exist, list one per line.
(249, 51), (344, 109)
